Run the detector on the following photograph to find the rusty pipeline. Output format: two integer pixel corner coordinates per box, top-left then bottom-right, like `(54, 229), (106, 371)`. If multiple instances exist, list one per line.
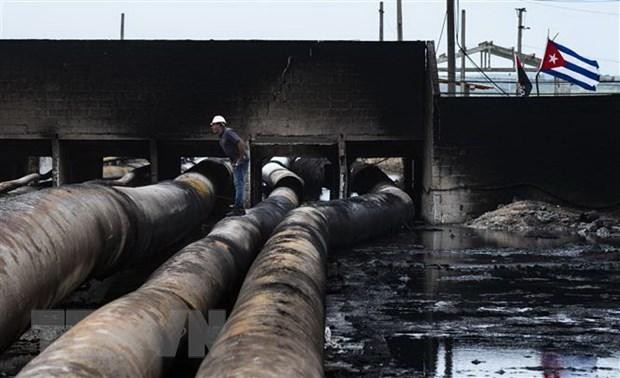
(290, 157), (331, 201)
(262, 157), (304, 200)
(16, 164), (303, 377)
(0, 160), (229, 353)
(0, 170), (52, 194)
(87, 164), (151, 187)
(196, 164), (414, 377)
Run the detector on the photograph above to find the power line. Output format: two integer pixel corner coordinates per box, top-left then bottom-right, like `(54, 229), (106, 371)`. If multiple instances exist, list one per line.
(437, 11), (447, 50)
(453, 0), (510, 96)
(526, 0), (620, 2)
(522, 0), (620, 16)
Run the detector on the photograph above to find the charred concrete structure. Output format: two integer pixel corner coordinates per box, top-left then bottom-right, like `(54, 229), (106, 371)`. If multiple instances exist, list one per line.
(425, 95), (620, 222)
(0, 40), (618, 222)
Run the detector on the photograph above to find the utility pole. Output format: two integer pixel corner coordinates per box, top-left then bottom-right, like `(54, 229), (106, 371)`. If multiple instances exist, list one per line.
(396, 0), (403, 41)
(461, 9), (468, 96)
(120, 13), (125, 40)
(516, 8), (528, 55)
(447, 0), (456, 95)
(379, 2), (384, 41)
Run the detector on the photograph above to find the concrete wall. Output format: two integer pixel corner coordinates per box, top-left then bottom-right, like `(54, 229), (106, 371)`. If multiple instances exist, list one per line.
(423, 95), (620, 223)
(0, 40), (426, 187)
(0, 40), (425, 141)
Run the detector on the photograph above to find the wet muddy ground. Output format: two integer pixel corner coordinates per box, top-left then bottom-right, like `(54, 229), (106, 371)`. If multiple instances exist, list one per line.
(325, 226), (620, 377)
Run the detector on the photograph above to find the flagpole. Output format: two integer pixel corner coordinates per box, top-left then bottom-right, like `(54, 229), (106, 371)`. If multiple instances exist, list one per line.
(536, 38), (550, 96)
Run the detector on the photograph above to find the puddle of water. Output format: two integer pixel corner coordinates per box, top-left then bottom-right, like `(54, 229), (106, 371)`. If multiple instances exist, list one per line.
(325, 226), (620, 377)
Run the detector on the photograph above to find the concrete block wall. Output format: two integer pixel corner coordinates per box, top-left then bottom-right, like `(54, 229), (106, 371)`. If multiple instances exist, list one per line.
(0, 40), (426, 142)
(423, 95), (620, 224)
(0, 40), (427, 196)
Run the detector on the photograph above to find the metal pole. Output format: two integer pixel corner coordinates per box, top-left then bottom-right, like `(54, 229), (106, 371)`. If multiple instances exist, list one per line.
(396, 0), (403, 41)
(447, 0), (456, 95)
(120, 13), (125, 40)
(516, 8), (526, 55)
(379, 1), (384, 41)
(460, 9), (468, 96)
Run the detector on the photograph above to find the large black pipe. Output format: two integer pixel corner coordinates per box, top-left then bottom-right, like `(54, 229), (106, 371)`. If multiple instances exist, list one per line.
(289, 157), (331, 201)
(262, 157), (304, 200)
(196, 164), (414, 377)
(261, 157), (329, 201)
(17, 165), (304, 377)
(0, 161), (228, 353)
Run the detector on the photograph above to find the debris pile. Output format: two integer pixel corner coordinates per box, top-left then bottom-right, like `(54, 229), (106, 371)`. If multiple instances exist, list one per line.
(467, 200), (620, 239)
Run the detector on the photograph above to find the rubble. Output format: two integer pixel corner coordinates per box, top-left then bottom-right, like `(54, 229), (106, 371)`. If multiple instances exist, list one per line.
(467, 200), (620, 239)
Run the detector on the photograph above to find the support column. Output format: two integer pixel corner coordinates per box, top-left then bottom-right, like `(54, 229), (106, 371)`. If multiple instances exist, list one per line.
(403, 157), (413, 196)
(338, 135), (348, 199)
(326, 157), (338, 200)
(51, 137), (65, 186)
(413, 142), (425, 218)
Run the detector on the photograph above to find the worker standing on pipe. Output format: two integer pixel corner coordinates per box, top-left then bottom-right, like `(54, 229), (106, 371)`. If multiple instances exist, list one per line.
(210, 115), (248, 216)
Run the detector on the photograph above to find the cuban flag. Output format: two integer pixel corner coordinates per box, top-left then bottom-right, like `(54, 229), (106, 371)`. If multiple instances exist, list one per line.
(539, 39), (600, 91)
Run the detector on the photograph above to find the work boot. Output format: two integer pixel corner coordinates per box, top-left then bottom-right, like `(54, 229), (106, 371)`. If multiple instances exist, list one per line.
(225, 208), (246, 216)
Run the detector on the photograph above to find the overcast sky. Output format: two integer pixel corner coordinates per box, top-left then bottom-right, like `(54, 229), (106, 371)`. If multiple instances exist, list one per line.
(0, 0), (618, 74)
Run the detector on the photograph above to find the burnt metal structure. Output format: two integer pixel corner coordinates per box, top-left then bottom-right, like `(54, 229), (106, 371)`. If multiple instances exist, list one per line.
(197, 165), (414, 377)
(0, 160), (231, 353)
(16, 164), (303, 377)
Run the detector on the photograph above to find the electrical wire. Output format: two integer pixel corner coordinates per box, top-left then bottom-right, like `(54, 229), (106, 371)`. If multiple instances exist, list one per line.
(452, 0), (510, 96)
(522, 0), (620, 16)
(437, 11), (447, 51)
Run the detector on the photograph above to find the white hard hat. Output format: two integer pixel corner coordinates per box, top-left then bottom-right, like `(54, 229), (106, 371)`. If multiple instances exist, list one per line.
(210, 115), (227, 125)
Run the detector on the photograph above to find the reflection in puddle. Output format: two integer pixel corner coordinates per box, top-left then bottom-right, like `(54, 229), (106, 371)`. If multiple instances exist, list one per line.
(384, 335), (619, 377)
(325, 226), (620, 377)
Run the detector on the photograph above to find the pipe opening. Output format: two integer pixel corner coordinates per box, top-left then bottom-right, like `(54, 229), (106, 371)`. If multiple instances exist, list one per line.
(351, 158), (405, 195)
(185, 158), (234, 214)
